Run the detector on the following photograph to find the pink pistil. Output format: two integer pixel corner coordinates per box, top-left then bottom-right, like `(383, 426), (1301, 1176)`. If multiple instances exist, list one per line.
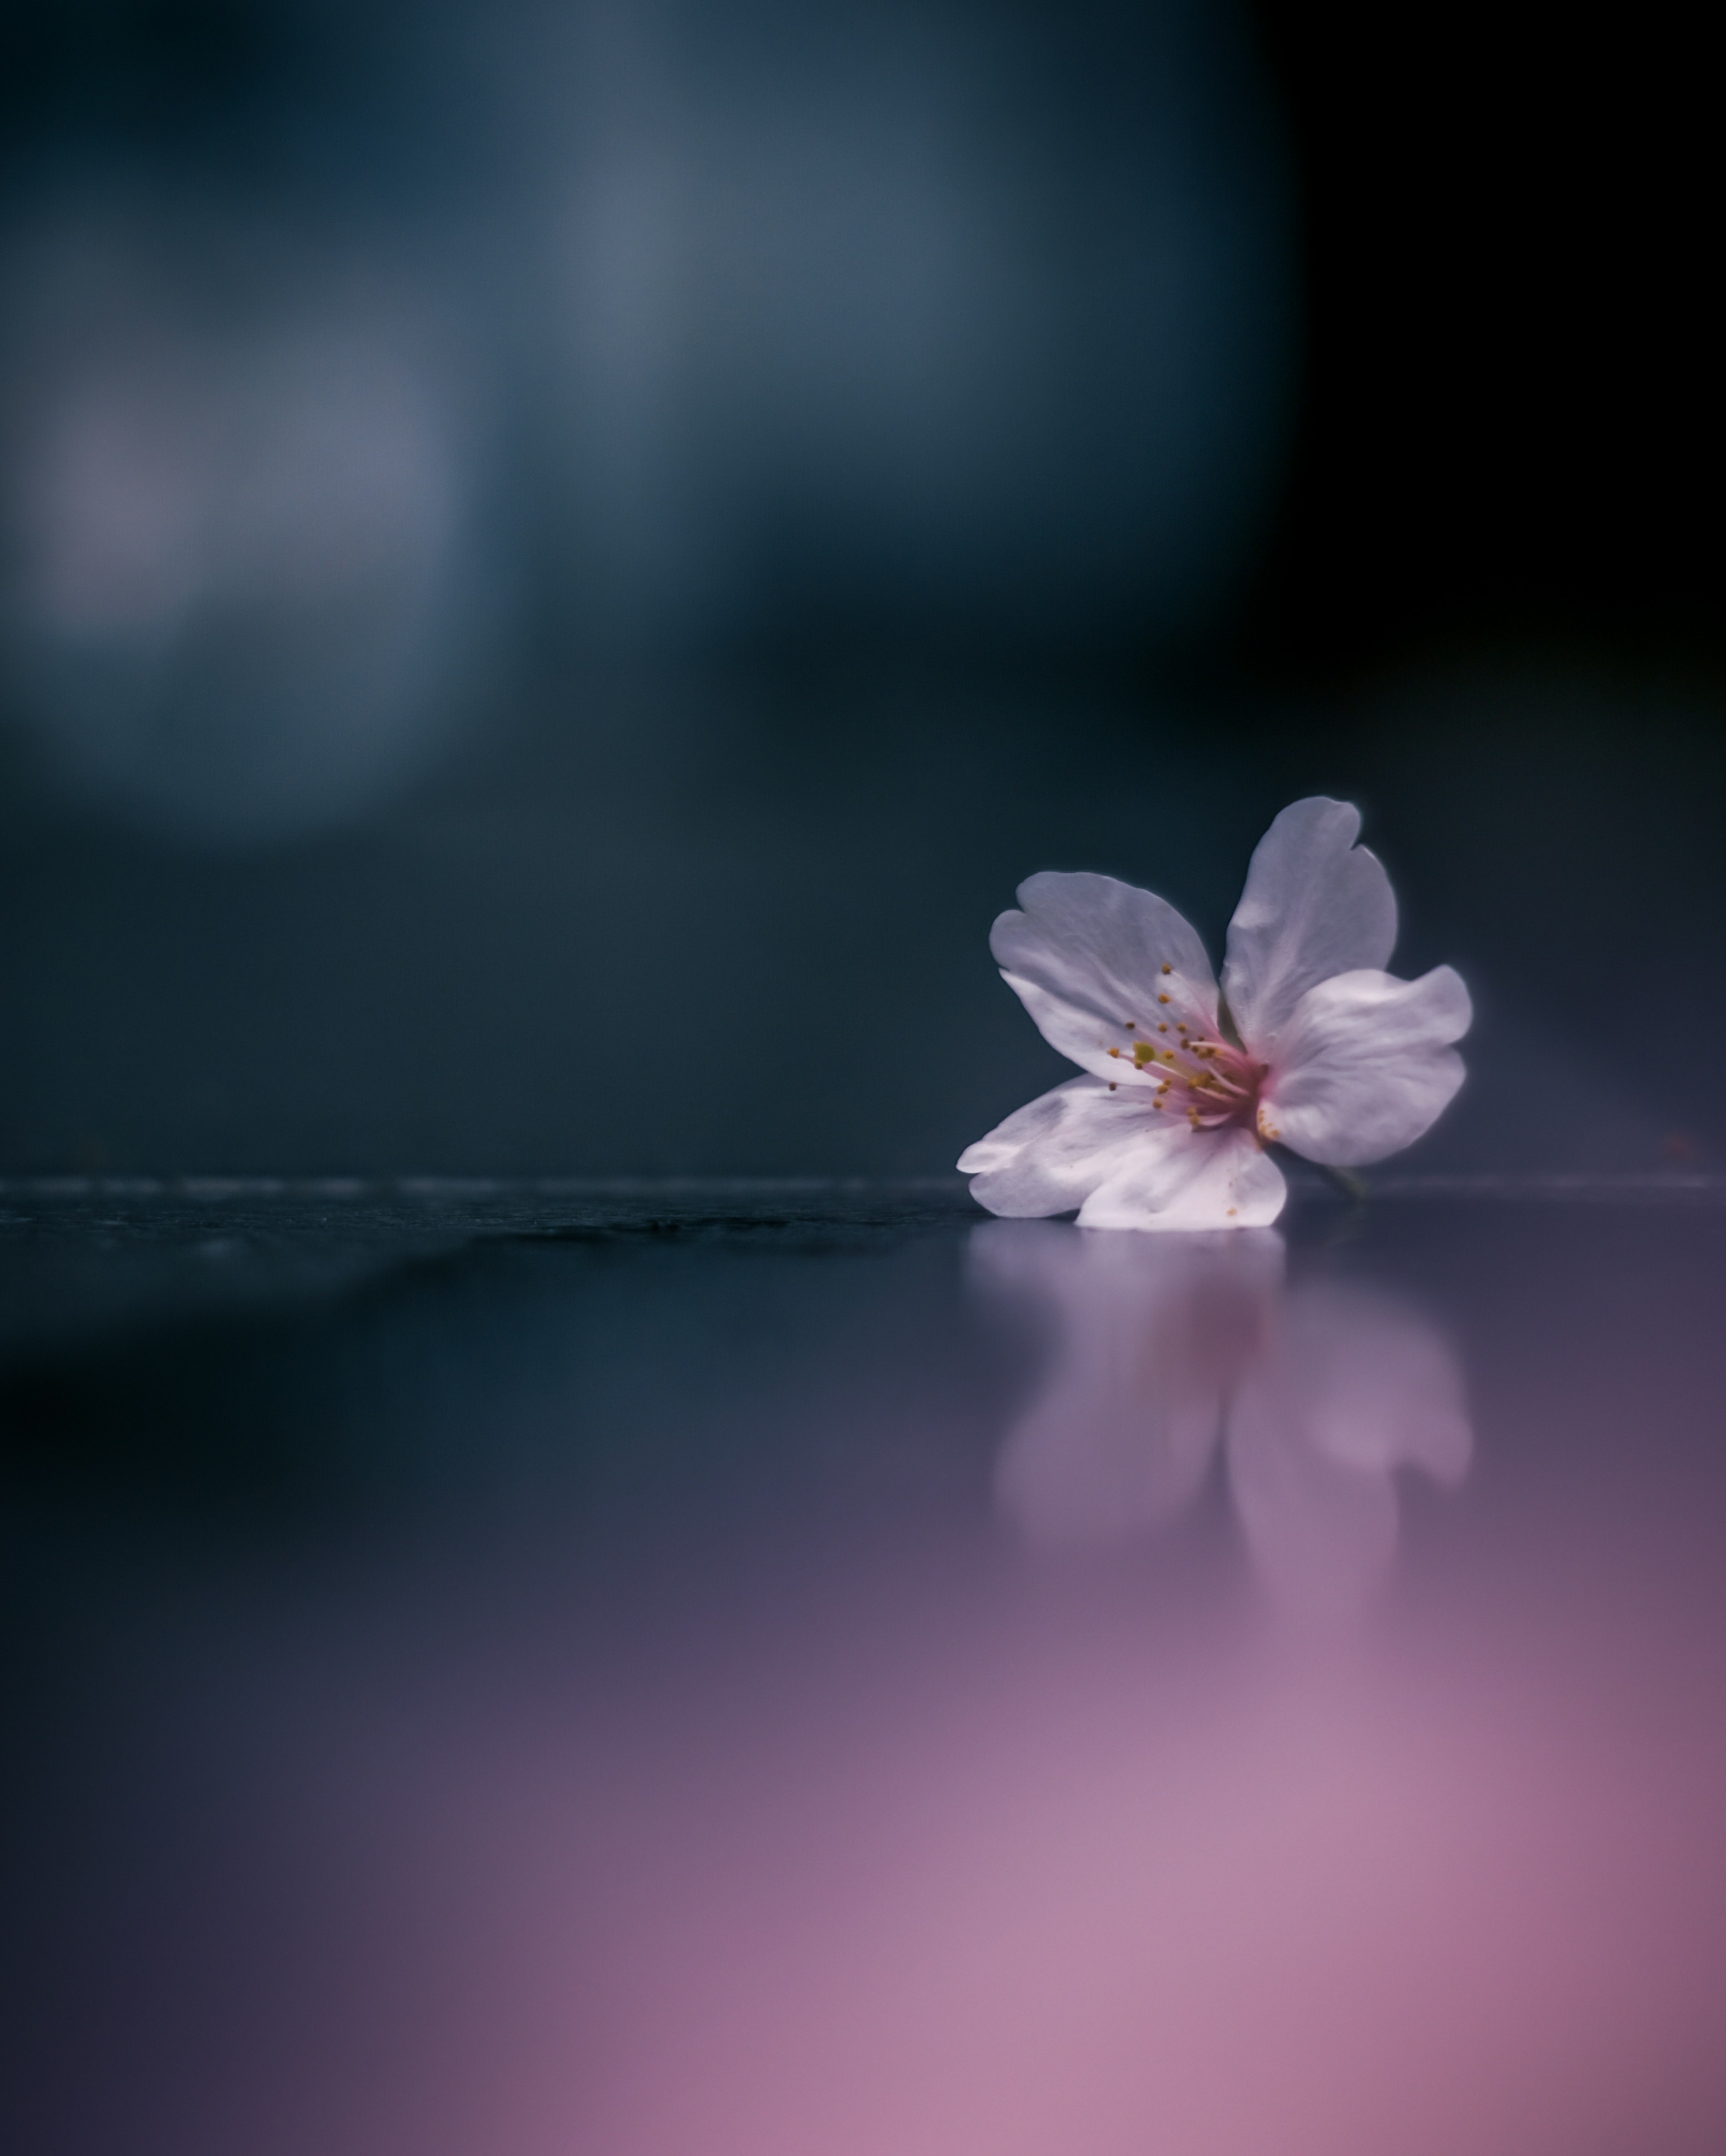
(1110, 976), (1268, 1134)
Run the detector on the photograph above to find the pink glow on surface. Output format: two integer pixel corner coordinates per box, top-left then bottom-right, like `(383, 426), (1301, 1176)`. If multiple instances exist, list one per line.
(18, 1206), (1726, 2156)
(190, 1544), (1726, 2156)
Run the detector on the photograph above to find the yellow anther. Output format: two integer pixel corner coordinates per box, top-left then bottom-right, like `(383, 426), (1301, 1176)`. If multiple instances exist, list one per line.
(1161, 962), (1172, 975)
(1108, 1045), (1121, 1058)
(1157, 993), (1171, 1004)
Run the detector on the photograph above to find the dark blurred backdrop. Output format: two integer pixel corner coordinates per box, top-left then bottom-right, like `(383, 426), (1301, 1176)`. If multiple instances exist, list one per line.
(0, 0), (1718, 1176)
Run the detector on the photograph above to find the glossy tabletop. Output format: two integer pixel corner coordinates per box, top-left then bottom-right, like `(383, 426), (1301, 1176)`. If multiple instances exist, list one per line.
(4, 1178), (1725, 2156)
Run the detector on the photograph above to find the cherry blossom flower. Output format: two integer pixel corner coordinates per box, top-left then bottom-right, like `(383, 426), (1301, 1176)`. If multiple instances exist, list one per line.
(959, 797), (1471, 1230)
(971, 1220), (1472, 1616)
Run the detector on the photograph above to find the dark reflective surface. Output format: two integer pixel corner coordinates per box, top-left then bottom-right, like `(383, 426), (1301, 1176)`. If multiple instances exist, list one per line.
(5, 1182), (1726, 2153)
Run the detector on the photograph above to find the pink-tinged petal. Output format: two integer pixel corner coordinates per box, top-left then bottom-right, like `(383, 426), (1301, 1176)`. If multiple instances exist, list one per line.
(970, 1221), (1283, 1547)
(958, 1075), (1167, 1217)
(1226, 1282), (1472, 1616)
(1076, 1121), (1286, 1232)
(1259, 965), (1471, 1167)
(991, 870), (1217, 1082)
(1220, 798), (1397, 1054)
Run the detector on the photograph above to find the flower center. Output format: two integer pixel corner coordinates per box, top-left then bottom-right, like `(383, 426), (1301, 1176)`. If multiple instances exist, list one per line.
(1106, 972), (1267, 1134)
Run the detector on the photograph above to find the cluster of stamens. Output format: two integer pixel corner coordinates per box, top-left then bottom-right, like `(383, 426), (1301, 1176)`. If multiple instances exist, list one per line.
(1104, 963), (1267, 1132)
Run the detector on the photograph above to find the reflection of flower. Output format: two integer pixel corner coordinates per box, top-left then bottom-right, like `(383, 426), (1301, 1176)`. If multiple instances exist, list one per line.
(959, 798), (1471, 1230)
(972, 1221), (1472, 1614)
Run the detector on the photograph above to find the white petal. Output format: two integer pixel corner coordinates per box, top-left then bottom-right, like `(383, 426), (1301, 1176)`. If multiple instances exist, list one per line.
(971, 1221), (1284, 1547)
(1259, 965), (1472, 1167)
(1226, 1281), (1472, 1617)
(958, 1075), (1168, 1216)
(1076, 1121), (1287, 1232)
(991, 870), (1217, 1083)
(1220, 798), (1397, 1054)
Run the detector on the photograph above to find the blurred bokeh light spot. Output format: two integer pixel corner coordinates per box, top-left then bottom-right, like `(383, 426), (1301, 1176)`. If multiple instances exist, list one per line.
(537, 0), (1293, 643)
(2, 218), (481, 842)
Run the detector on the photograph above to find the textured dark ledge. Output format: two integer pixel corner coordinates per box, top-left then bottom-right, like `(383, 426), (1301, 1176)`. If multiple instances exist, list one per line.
(6, 1170), (1726, 1207)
